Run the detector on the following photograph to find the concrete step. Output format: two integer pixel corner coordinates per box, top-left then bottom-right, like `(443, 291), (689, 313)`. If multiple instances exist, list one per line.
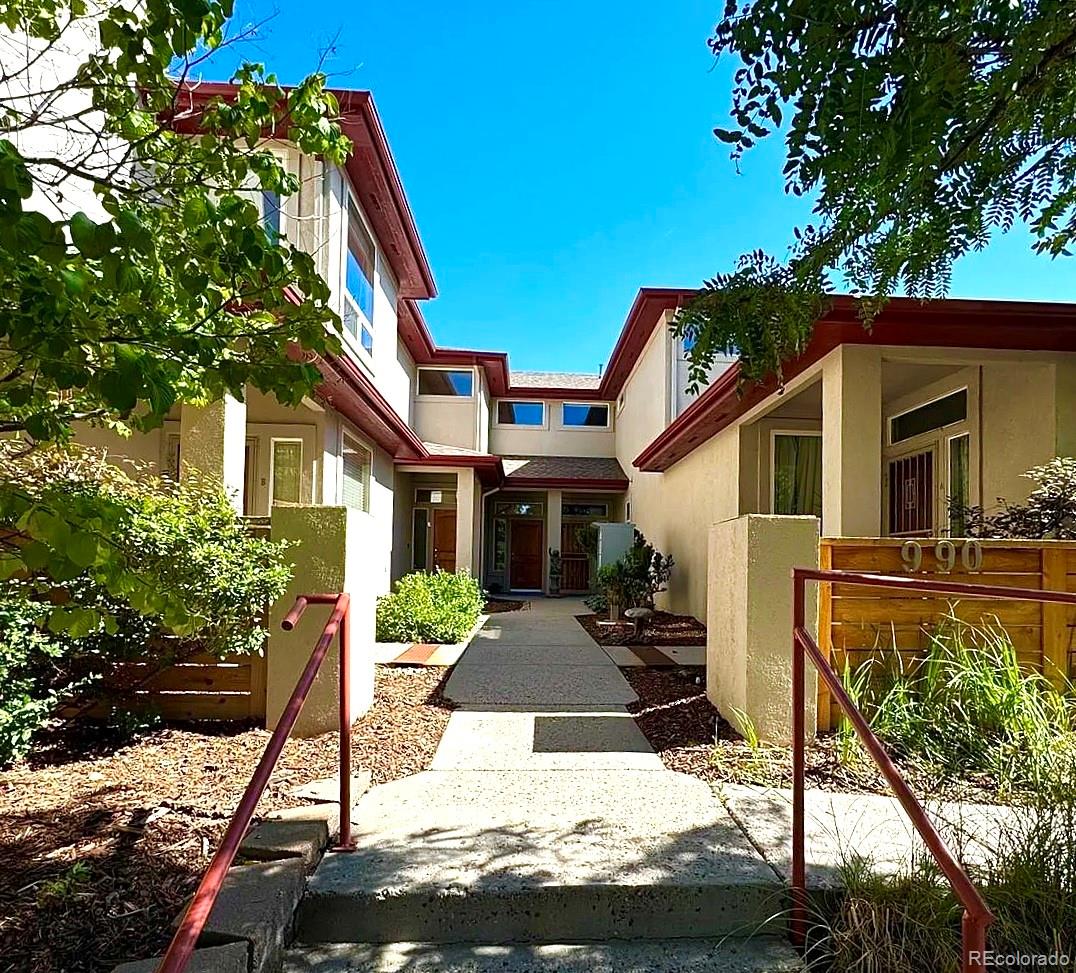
(283, 938), (803, 972)
(294, 770), (786, 944)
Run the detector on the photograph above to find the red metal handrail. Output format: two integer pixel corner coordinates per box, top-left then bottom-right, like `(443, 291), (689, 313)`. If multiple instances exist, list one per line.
(155, 592), (355, 973)
(791, 567), (1076, 973)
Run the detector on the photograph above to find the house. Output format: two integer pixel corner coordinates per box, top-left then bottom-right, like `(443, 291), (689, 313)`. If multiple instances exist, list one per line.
(79, 83), (1076, 635)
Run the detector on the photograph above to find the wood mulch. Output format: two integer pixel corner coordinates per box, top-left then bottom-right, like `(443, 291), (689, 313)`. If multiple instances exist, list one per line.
(483, 598), (526, 615)
(575, 610), (707, 646)
(622, 666), (1005, 805)
(0, 665), (454, 973)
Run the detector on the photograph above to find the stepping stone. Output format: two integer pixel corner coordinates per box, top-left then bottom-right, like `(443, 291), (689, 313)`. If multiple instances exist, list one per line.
(287, 772), (371, 805)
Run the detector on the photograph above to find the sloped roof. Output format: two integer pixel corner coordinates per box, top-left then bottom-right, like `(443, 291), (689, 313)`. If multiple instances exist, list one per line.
(502, 455), (628, 488)
(511, 371), (602, 391)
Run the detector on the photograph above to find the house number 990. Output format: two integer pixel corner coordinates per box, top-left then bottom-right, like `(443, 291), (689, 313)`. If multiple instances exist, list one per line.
(900, 539), (983, 573)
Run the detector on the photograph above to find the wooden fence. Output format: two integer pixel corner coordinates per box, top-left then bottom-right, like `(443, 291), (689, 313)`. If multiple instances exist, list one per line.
(816, 538), (1076, 731)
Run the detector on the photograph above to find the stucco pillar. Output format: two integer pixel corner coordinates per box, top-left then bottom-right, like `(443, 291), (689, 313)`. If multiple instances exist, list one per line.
(179, 396), (247, 514)
(821, 345), (882, 537)
(706, 514), (818, 745)
(545, 489), (563, 593)
(455, 468), (476, 575)
(266, 505), (375, 736)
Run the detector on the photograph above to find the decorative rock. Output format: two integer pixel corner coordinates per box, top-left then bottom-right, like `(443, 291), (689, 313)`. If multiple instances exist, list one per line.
(623, 606), (653, 637)
(111, 942), (248, 973)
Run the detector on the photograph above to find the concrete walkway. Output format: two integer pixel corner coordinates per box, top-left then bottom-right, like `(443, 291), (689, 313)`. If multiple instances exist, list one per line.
(292, 599), (797, 967)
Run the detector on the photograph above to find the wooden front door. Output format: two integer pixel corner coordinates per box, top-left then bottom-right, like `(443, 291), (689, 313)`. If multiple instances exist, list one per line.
(432, 509), (457, 572)
(509, 519), (543, 590)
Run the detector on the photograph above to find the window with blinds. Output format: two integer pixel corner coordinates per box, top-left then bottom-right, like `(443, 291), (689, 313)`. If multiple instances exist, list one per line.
(342, 434), (371, 512)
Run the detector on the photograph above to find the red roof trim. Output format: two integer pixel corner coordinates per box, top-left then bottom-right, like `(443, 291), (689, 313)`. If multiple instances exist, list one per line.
(634, 296), (1076, 473)
(170, 82), (435, 301)
(503, 475), (629, 491)
(597, 288), (696, 400)
(314, 351), (426, 460)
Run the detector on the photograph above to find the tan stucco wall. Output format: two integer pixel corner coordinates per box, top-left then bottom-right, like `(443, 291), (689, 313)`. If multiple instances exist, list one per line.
(626, 423), (744, 621)
(706, 514), (818, 744)
(615, 322), (671, 471)
(412, 395), (478, 451)
(981, 361), (1058, 509)
(489, 399), (616, 458)
(74, 423), (164, 474)
(266, 505), (376, 736)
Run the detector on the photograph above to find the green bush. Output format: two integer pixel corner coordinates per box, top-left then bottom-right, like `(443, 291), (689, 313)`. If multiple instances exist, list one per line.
(589, 530), (674, 617)
(376, 570), (484, 644)
(841, 611), (1076, 796)
(0, 445), (294, 765)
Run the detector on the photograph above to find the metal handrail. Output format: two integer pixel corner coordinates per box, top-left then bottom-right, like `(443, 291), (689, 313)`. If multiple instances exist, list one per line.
(790, 567), (1076, 973)
(155, 592), (354, 973)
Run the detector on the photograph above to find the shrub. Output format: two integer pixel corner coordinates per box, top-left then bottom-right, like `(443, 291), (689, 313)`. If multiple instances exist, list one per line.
(0, 445), (293, 764)
(590, 530), (674, 618)
(840, 611), (1076, 796)
(376, 570), (484, 644)
(960, 456), (1076, 539)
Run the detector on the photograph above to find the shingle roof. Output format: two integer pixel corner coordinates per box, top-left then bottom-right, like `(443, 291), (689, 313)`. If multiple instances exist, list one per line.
(423, 441), (493, 458)
(502, 455), (628, 485)
(511, 371), (602, 391)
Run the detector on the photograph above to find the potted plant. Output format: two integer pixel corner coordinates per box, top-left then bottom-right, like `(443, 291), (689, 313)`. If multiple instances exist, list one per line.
(548, 548), (562, 597)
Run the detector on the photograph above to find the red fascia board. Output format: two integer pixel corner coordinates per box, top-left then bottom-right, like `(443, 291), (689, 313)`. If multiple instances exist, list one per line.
(315, 352), (427, 460)
(503, 476), (629, 491)
(635, 296), (1076, 473)
(398, 452), (505, 488)
(168, 82), (435, 301)
(597, 288), (697, 400)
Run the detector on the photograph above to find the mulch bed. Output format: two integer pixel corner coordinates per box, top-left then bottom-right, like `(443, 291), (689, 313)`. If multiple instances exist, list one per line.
(576, 610), (707, 646)
(0, 665), (454, 973)
(622, 667), (1005, 805)
(484, 598), (526, 615)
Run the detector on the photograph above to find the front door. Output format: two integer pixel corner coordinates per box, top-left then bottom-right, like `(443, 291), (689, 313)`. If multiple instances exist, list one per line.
(509, 519), (543, 590)
(432, 509), (457, 572)
(560, 522), (591, 593)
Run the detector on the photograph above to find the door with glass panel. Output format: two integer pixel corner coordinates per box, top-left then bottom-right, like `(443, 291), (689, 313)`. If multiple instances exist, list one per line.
(883, 387), (972, 537)
(270, 439), (302, 506)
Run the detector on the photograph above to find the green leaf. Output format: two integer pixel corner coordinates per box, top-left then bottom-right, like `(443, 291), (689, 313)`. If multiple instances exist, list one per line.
(69, 212), (115, 258)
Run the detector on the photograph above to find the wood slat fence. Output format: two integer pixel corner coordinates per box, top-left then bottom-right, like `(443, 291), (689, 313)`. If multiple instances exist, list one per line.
(816, 538), (1076, 731)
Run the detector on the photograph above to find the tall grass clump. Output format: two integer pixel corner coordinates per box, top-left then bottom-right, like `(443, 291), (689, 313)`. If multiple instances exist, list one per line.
(815, 790), (1076, 973)
(839, 610), (1076, 796)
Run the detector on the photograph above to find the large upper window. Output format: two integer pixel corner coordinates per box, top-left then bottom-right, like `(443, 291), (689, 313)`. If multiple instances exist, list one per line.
(261, 190), (281, 239)
(418, 369), (473, 397)
(497, 401), (545, 426)
(890, 389), (967, 445)
(341, 434), (371, 512)
(562, 402), (609, 427)
(344, 198), (375, 355)
(772, 433), (822, 518)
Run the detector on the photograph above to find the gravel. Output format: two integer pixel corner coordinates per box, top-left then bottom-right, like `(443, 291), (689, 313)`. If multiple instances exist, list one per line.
(0, 665), (453, 973)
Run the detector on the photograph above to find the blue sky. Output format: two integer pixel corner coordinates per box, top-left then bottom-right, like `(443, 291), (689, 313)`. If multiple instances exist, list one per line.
(205, 0), (1075, 374)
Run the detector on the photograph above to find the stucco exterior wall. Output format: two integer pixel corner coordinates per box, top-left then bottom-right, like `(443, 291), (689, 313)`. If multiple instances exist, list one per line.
(412, 396), (479, 451)
(981, 361), (1058, 509)
(615, 322), (671, 472)
(706, 514), (818, 744)
(489, 398), (616, 458)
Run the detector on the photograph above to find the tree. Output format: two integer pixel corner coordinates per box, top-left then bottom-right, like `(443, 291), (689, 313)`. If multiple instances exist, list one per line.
(0, 0), (348, 621)
(678, 2), (1076, 388)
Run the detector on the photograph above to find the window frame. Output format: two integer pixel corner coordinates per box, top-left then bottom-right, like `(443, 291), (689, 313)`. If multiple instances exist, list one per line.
(269, 437), (304, 506)
(561, 401), (611, 429)
(887, 386), (968, 447)
(341, 188), (376, 363)
(495, 399), (547, 428)
(769, 429), (823, 517)
(417, 367), (476, 399)
(340, 430), (372, 514)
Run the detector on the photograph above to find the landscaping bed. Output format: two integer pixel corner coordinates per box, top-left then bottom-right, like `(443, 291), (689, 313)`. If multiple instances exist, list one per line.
(622, 666), (1005, 805)
(484, 597), (526, 614)
(576, 610), (707, 646)
(0, 665), (453, 973)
